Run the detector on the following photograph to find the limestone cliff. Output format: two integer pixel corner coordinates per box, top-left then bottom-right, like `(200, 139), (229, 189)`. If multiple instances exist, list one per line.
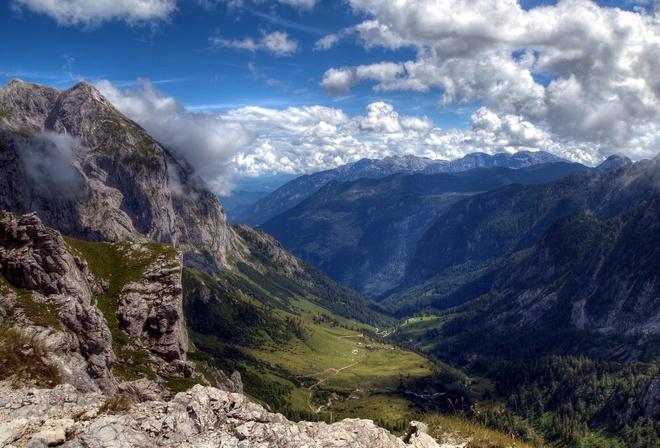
(0, 212), (192, 394)
(0, 78), (238, 274)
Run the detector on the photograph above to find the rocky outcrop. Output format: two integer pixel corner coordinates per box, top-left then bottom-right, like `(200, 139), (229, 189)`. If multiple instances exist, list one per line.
(116, 243), (193, 378)
(0, 212), (195, 394)
(0, 382), (450, 448)
(0, 79), (239, 275)
(0, 212), (117, 394)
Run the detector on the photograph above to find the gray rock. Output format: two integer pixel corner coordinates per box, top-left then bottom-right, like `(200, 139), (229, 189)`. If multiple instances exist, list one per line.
(117, 250), (187, 363)
(0, 212), (195, 392)
(0, 382), (446, 448)
(0, 212), (116, 393)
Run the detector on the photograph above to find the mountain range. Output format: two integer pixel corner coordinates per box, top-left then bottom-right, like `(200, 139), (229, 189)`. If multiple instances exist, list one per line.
(388, 156), (660, 359)
(231, 150), (569, 226)
(260, 162), (597, 297)
(2, 78), (660, 446)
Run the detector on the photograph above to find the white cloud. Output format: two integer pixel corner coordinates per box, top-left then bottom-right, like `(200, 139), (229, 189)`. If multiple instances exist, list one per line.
(19, 132), (84, 198)
(11, 0), (176, 26)
(223, 104), (349, 133)
(95, 78), (656, 192)
(96, 79), (254, 195)
(320, 67), (358, 95)
(314, 33), (342, 51)
(359, 102), (402, 133)
(223, 97), (660, 181)
(210, 30), (299, 56)
(277, 0), (317, 10)
(354, 19), (411, 50)
(320, 0), (660, 157)
(98, 78), (629, 180)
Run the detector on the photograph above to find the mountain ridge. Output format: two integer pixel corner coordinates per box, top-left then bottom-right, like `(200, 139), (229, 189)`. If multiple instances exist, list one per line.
(261, 161), (607, 297)
(0, 79), (239, 274)
(232, 150), (570, 225)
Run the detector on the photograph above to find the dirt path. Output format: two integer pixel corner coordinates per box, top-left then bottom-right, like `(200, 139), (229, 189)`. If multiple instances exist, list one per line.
(306, 359), (364, 413)
(338, 333), (363, 339)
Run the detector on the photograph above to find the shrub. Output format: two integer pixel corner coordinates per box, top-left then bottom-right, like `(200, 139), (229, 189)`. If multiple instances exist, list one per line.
(0, 327), (62, 388)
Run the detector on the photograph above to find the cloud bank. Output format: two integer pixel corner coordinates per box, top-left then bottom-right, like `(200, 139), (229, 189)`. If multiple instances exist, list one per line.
(98, 76), (657, 191)
(319, 0), (660, 158)
(11, 0), (176, 26)
(96, 79), (254, 195)
(19, 132), (84, 198)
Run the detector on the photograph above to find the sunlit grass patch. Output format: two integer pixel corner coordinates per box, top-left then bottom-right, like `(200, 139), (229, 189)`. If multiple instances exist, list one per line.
(425, 414), (537, 448)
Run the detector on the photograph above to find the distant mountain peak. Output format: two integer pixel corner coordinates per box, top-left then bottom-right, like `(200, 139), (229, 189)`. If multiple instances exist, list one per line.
(232, 150), (570, 225)
(593, 153), (633, 173)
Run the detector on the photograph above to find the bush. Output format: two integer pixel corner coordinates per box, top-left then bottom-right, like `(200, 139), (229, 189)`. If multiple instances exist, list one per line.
(99, 394), (133, 414)
(0, 327), (62, 388)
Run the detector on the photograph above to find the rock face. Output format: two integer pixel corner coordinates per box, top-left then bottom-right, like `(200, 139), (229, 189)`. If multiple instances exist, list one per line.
(0, 78), (238, 274)
(0, 212), (193, 394)
(497, 191), (660, 337)
(0, 212), (117, 394)
(0, 382), (449, 448)
(116, 246), (189, 371)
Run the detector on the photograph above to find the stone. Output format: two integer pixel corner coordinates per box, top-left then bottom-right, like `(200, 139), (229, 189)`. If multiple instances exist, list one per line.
(0, 382), (448, 447)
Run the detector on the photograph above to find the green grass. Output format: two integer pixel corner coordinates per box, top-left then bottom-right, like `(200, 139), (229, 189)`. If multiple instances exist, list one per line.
(188, 312), (440, 423)
(425, 414), (537, 448)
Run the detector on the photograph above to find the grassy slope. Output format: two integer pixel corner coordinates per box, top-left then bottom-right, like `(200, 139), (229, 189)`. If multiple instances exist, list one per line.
(182, 263), (452, 428)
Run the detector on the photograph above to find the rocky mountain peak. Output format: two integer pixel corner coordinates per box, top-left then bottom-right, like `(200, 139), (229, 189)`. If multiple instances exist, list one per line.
(44, 81), (124, 147)
(0, 79), (239, 274)
(593, 153), (633, 173)
(0, 78), (60, 132)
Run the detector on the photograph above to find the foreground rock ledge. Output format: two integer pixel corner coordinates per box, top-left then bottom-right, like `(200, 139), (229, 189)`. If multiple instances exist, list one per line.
(0, 382), (458, 448)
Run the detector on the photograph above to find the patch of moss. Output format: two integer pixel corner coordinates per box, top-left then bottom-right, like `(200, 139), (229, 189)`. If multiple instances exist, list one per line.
(0, 272), (62, 329)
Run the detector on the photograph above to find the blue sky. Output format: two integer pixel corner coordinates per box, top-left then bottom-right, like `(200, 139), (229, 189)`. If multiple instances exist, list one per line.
(2, 0), (660, 194)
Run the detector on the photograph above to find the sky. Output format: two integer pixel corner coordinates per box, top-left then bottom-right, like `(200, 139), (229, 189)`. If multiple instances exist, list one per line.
(2, 0), (660, 194)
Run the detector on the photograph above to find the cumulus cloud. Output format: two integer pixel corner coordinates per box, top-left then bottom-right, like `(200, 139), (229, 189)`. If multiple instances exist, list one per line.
(221, 101), (557, 178)
(320, 0), (660, 155)
(11, 0), (176, 26)
(210, 30), (299, 56)
(320, 68), (359, 95)
(223, 97), (660, 180)
(96, 77), (652, 186)
(96, 79), (254, 195)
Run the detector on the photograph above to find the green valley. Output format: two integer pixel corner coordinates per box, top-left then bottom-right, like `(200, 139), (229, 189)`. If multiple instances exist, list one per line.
(181, 226), (467, 430)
